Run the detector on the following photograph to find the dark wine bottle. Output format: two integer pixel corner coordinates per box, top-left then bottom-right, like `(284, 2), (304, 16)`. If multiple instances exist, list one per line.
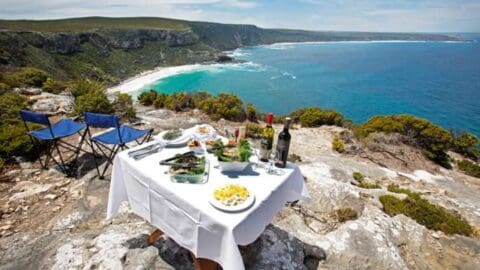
(275, 117), (291, 168)
(260, 113), (274, 162)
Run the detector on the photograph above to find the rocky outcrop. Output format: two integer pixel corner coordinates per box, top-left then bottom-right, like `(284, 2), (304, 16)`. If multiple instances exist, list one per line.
(0, 108), (479, 269)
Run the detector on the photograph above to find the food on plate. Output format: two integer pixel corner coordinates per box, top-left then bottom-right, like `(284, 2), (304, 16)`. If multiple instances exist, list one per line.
(197, 126), (211, 135)
(213, 184), (250, 206)
(162, 129), (182, 141)
(205, 139), (217, 153)
(188, 140), (201, 148)
(213, 139), (251, 162)
(169, 155), (206, 176)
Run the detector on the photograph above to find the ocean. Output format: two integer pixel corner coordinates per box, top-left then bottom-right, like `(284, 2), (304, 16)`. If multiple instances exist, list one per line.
(139, 39), (480, 136)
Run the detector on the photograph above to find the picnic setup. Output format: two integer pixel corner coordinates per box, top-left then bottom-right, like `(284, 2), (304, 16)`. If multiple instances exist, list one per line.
(19, 110), (310, 270)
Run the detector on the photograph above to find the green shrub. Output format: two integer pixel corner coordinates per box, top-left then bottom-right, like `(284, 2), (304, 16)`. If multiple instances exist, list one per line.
(0, 92), (38, 159)
(68, 79), (106, 98)
(113, 93), (136, 121)
(246, 123), (264, 139)
(246, 103), (257, 122)
(153, 93), (168, 108)
(298, 107), (344, 127)
(333, 208), (358, 222)
(42, 78), (66, 94)
(358, 182), (381, 189)
(0, 82), (11, 95)
(380, 187), (473, 236)
(355, 115), (453, 167)
(453, 132), (479, 160)
(198, 93), (246, 121)
(137, 89), (158, 106)
(164, 92), (194, 111)
(332, 137), (345, 153)
(3, 67), (50, 88)
(352, 172), (364, 181)
(75, 90), (113, 115)
(457, 160), (480, 178)
(191, 91), (212, 108)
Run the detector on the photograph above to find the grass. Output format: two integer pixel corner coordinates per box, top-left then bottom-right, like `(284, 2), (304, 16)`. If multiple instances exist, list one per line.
(381, 185), (473, 236)
(333, 208), (358, 222)
(332, 137), (345, 153)
(358, 182), (381, 189)
(352, 172), (364, 181)
(0, 17), (189, 32)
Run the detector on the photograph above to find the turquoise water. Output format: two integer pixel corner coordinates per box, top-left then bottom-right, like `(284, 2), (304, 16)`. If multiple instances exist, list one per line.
(143, 40), (480, 136)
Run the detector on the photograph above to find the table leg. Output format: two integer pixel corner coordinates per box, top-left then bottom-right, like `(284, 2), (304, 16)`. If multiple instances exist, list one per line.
(146, 229), (164, 245)
(190, 252), (219, 270)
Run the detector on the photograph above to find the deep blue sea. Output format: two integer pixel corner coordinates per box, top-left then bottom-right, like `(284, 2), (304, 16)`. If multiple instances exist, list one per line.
(143, 38), (480, 136)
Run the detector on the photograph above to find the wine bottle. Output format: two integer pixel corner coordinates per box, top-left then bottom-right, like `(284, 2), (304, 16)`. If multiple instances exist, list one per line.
(275, 117), (291, 168)
(260, 113), (274, 162)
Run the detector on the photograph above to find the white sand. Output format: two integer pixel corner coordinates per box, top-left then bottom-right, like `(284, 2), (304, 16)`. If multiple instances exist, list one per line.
(107, 64), (205, 94)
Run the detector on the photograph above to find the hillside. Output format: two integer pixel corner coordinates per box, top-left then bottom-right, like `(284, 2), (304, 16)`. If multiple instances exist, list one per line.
(0, 17), (462, 82)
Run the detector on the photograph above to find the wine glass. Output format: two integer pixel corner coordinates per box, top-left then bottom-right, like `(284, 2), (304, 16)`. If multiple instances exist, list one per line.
(249, 138), (264, 171)
(267, 149), (278, 174)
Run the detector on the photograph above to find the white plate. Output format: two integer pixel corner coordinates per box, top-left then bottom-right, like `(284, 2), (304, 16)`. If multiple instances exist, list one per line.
(155, 130), (191, 147)
(209, 191), (255, 212)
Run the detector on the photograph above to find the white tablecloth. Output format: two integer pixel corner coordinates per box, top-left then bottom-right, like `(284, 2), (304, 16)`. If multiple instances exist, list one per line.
(107, 133), (310, 270)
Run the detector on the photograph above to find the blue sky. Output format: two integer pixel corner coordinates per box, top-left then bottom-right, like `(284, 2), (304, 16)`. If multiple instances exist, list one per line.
(0, 0), (479, 32)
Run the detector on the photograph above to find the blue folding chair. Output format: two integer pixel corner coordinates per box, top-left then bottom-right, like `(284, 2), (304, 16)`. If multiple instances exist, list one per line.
(84, 112), (153, 179)
(20, 110), (87, 175)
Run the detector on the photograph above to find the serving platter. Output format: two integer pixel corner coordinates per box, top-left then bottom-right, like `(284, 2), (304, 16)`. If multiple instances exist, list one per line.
(209, 187), (255, 212)
(154, 129), (191, 147)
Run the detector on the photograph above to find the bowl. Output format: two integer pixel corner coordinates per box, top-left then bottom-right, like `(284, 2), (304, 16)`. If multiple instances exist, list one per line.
(217, 161), (250, 172)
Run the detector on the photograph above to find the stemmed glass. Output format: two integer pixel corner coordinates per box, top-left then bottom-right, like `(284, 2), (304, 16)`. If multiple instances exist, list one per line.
(267, 150), (277, 174)
(250, 138), (264, 171)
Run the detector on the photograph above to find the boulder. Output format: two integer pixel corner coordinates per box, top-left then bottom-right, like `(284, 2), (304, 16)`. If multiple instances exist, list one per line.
(14, 87), (42, 95)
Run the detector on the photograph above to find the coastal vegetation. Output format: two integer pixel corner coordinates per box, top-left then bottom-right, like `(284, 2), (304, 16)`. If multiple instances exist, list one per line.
(381, 184), (473, 236)
(332, 137), (345, 153)
(457, 160), (480, 178)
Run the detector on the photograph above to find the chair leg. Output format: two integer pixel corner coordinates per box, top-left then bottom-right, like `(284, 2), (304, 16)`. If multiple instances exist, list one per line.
(99, 144), (120, 179)
(53, 140), (69, 175)
(89, 140), (102, 179)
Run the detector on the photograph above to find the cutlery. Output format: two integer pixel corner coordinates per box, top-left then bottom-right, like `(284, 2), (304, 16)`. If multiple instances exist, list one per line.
(132, 144), (163, 160)
(128, 143), (161, 157)
(160, 151), (195, 163)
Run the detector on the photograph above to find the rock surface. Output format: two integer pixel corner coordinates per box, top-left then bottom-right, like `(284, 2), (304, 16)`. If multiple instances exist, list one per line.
(1, 108), (479, 270)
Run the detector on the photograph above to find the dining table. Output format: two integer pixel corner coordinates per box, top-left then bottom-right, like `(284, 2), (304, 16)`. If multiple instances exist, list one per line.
(107, 125), (310, 270)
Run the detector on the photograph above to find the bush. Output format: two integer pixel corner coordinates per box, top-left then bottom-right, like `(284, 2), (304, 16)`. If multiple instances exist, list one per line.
(3, 67), (50, 88)
(0, 82), (11, 95)
(352, 172), (364, 181)
(246, 103), (257, 122)
(68, 79), (106, 98)
(355, 115), (453, 167)
(137, 89), (158, 106)
(380, 187), (473, 235)
(42, 78), (66, 94)
(75, 90), (114, 115)
(164, 92), (194, 111)
(0, 92), (38, 159)
(112, 93), (136, 121)
(246, 123), (264, 139)
(453, 132), (479, 160)
(298, 107), (344, 127)
(333, 208), (358, 222)
(198, 93), (246, 121)
(332, 137), (345, 153)
(153, 93), (168, 108)
(358, 182), (381, 189)
(457, 160), (480, 178)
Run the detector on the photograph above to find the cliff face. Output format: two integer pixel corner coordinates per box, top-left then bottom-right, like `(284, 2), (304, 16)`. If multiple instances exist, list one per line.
(0, 17), (462, 81)
(0, 28), (218, 81)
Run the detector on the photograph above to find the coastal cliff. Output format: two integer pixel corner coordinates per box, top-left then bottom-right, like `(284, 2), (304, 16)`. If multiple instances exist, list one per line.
(0, 17), (462, 82)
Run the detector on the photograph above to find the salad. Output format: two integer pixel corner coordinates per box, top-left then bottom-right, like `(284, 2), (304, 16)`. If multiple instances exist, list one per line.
(162, 129), (182, 141)
(213, 139), (252, 162)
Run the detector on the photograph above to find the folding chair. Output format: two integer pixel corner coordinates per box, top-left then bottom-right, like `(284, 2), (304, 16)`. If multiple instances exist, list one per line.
(84, 112), (153, 179)
(20, 110), (87, 175)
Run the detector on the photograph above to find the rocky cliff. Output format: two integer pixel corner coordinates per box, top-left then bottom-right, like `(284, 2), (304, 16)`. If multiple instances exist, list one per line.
(0, 17), (462, 82)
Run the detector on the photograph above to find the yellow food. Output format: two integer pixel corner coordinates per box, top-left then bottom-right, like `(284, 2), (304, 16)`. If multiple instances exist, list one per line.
(188, 140), (201, 147)
(214, 184), (250, 206)
(198, 126), (210, 134)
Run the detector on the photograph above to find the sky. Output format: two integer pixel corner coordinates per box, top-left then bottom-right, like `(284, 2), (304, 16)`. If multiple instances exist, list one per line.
(0, 0), (479, 32)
